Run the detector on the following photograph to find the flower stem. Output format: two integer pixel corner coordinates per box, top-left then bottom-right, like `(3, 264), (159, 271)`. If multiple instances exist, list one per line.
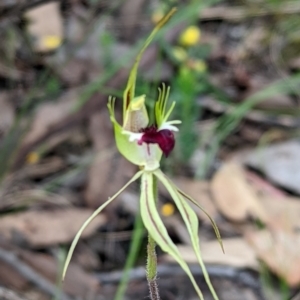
(146, 176), (160, 300)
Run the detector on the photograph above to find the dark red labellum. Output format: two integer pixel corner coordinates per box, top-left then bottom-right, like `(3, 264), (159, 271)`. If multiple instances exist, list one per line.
(140, 126), (175, 157)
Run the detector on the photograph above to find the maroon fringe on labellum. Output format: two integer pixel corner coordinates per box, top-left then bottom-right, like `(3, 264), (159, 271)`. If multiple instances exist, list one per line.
(139, 125), (175, 157)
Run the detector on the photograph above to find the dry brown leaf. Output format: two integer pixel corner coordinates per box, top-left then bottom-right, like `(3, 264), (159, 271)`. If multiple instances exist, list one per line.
(0, 208), (106, 248)
(261, 196), (300, 232)
(247, 229), (300, 287)
(84, 150), (136, 208)
(20, 251), (99, 297)
(23, 90), (78, 145)
(211, 163), (268, 222)
(26, 3), (63, 52)
(164, 238), (258, 270)
(0, 260), (29, 290)
(245, 169), (287, 198)
(246, 140), (300, 195)
(201, 238), (258, 269)
(88, 110), (114, 151)
(170, 178), (218, 222)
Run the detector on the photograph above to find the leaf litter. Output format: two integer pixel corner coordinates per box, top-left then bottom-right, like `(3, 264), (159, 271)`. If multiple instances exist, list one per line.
(0, 0), (300, 299)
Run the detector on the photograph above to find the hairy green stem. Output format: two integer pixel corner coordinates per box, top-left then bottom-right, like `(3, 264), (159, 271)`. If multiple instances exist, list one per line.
(146, 176), (160, 300)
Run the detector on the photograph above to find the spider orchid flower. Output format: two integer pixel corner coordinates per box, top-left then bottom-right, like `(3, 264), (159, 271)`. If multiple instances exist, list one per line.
(62, 8), (223, 300)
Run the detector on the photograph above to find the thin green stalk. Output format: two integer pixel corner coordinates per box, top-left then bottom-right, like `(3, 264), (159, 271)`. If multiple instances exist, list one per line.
(114, 214), (144, 300)
(146, 176), (160, 300)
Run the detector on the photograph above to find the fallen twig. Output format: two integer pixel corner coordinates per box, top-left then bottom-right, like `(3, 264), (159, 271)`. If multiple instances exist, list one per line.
(96, 264), (262, 292)
(201, 2), (300, 21)
(290, 290), (300, 300)
(0, 287), (28, 300)
(0, 247), (73, 300)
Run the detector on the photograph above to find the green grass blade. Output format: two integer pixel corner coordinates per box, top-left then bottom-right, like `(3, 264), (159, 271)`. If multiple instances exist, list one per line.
(114, 214), (145, 300)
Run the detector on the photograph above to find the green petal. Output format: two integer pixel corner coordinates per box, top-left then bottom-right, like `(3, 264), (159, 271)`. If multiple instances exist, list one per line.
(154, 169), (220, 300)
(177, 188), (224, 253)
(154, 84), (181, 128)
(155, 83), (171, 126)
(154, 165), (223, 252)
(62, 170), (143, 280)
(140, 172), (204, 300)
(123, 8), (177, 121)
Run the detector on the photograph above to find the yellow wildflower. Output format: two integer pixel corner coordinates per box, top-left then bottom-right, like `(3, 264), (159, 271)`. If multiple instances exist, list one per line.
(161, 203), (175, 217)
(179, 26), (201, 47)
(26, 152), (40, 164)
(42, 35), (62, 50)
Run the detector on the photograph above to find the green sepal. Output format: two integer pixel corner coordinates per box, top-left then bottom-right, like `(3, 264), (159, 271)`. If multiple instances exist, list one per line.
(177, 187), (224, 253)
(140, 171), (204, 300)
(62, 170), (143, 280)
(123, 8), (177, 121)
(123, 94), (149, 131)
